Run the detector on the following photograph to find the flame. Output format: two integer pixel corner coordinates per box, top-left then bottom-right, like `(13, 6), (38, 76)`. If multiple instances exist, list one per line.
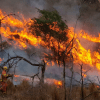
(83, 74), (87, 78)
(79, 31), (100, 43)
(46, 78), (63, 87)
(1, 9), (100, 71)
(14, 75), (20, 77)
(54, 80), (63, 87)
(97, 85), (99, 88)
(14, 75), (62, 87)
(0, 58), (2, 63)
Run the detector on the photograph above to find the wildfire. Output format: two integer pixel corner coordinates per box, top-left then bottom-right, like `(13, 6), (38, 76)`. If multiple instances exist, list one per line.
(82, 74), (87, 78)
(14, 75), (62, 87)
(46, 78), (63, 87)
(54, 80), (63, 87)
(1, 9), (100, 71)
(14, 75), (20, 77)
(79, 31), (100, 43)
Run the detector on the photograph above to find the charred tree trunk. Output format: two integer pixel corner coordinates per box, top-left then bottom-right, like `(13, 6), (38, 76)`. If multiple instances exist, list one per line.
(68, 52), (73, 100)
(63, 57), (66, 100)
(41, 60), (46, 84)
(81, 64), (84, 100)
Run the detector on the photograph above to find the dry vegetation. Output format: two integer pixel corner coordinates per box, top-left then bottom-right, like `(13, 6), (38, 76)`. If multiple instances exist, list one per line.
(0, 80), (100, 100)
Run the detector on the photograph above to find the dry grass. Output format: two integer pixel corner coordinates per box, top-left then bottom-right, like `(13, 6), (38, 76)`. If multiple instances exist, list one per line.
(0, 80), (100, 100)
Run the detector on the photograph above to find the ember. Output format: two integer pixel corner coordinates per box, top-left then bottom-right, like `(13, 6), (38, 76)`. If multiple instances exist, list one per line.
(54, 80), (63, 87)
(97, 85), (99, 88)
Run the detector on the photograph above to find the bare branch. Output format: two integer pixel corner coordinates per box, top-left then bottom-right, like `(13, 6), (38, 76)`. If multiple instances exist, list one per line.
(1, 56), (44, 67)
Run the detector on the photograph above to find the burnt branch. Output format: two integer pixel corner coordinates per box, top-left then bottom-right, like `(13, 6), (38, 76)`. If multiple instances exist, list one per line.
(21, 65), (41, 87)
(1, 56), (44, 67)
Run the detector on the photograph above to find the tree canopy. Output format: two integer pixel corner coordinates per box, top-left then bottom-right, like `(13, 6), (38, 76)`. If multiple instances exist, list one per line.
(29, 9), (71, 65)
(30, 9), (68, 42)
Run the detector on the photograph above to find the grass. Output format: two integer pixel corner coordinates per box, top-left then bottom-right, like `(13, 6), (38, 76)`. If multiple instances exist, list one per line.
(0, 80), (100, 100)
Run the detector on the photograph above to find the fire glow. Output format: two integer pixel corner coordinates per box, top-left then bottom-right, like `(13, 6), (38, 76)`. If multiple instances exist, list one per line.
(0, 58), (4, 63)
(0, 58), (2, 63)
(14, 75), (63, 87)
(14, 75), (20, 77)
(54, 80), (63, 87)
(0, 9), (100, 71)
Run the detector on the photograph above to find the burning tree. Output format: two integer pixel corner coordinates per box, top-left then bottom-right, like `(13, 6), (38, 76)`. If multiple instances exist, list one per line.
(29, 9), (72, 65)
(29, 9), (74, 100)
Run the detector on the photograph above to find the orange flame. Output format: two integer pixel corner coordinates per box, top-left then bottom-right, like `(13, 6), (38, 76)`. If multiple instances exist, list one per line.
(0, 58), (2, 63)
(97, 85), (99, 88)
(46, 78), (63, 87)
(14, 75), (20, 77)
(79, 31), (100, 43)
(54, 80), (63, 87)
(83, 74), (87, 78)
(1, 9), (100, 71)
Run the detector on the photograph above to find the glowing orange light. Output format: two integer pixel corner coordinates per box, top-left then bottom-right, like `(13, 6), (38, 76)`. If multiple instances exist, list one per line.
(24, 78), (29, 81)
(83, 74), (87, 78)
(14, 75), (20, 77)
(0, 58), (2, 63)
(54, 80), (63, 87)
(97, 85), (99, 88)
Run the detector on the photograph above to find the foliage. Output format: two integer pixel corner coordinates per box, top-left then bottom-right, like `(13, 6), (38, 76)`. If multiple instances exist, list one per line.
(29, 9), (70, 65)
(30, 9), (68, 42)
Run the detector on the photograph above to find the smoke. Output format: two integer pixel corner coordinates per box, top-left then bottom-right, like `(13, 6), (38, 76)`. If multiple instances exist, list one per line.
(0, 0), (80, 24)
(0, 0), (99, 34)
(0, 0), (39, 18)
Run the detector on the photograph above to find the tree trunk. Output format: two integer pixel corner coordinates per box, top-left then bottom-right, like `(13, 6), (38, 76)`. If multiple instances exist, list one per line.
(81, 64), (84, 100)
(68, 51), (73, 100)
(63, 58), (66, 100)
(41, 60), (46, 84)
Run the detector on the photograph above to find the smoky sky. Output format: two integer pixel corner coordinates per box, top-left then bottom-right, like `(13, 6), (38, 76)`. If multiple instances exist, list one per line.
(0, 0), (100, 34)
(0, 0), (80, 26)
